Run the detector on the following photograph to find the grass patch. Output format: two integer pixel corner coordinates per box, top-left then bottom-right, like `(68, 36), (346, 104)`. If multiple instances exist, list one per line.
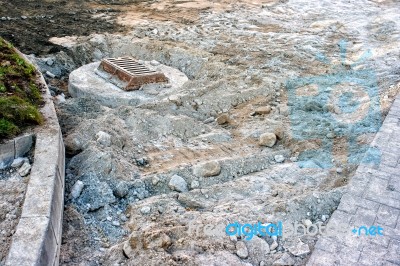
(0, 37), (43, 139)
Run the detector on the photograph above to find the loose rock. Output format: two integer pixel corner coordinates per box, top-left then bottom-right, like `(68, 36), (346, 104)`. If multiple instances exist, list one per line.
(96, 131), (111, 147)
(11, 157), (27, 168)
(216, 114), (229, 125)
(150, 60), (160, 66)
(46, 58), (54, 66)
(140, 206), (151, 215)
(288, 239), (310, 257)
(113, 182), (129, 198)
(259, 133), (277, 147)
(169, 95), (182, 106)
(18, 162), (31, 177)
(273, 253), (295, 266)
(236, 241), (249, 258)
(193, 161), (221, 177)
(143, 231), (172, 250)
(270, 241), (278, 251)
(45, 70), (56, 78)
(255, 106), (271, 115)
(70, 180), (84, 199)
(303, 219), (312, 227)
(168, 174), (188, 192)
(112, 221), (120, 226)
(203, 117), (214, 124)
(245, 236), (270, 265)
(274, 155), (285, 163)
(190, 180), (200, 189)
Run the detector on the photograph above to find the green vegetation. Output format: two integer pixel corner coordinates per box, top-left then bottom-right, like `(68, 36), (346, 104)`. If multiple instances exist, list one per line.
(0, 37), (43, 139)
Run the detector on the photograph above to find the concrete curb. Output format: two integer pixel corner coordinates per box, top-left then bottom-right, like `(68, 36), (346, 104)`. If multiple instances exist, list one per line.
(5, 51), (65, 266)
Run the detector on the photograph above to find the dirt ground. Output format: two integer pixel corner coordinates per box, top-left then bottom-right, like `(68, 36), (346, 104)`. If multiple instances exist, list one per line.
(0, 170), (29, 263)
(0, 0), (125, 55)
(0, 0), (272, 56)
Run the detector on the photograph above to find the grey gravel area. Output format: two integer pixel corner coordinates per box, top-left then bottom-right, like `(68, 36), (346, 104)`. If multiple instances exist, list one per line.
(0, 167), (29, 264)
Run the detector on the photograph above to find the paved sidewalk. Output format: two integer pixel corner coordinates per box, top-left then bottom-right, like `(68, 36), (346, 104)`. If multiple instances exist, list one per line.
(307, 95), (400, 266)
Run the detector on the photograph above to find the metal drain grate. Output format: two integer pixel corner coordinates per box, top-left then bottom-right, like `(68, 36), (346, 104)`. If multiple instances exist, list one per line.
(98, 57), (169, 91)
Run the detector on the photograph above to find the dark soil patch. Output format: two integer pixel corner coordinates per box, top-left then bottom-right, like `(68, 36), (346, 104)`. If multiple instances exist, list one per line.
(0, 0), (126, 56)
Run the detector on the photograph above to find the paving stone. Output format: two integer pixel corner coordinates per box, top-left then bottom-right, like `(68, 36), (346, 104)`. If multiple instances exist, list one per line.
(309, 97), (400, 265)
(376, 205), (399, 228)
(388, 177), (400, 192)
(385, 226), (400, 241)
(380, 152), (399, 167)
(346, 174), (371, 197)
(357, 168), (392, 180)
(358, 243), (389, 266)
(378, 165), (400, 176)
(385, 239), (400, 264)
(368, 233), (390, 248)
(336, 248), (362, 264)
(366, 177), (388, 194)
(365, 192), (400, 210)
(337, 194), (380, 214)
(314, 237), (342, 253)
(353, 208), (377, 227)
(307, 249), (337, 265)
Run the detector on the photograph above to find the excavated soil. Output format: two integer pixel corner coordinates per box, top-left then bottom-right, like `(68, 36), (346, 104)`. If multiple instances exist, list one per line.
(0, 0), (126, 55)
(2, 0), (400, 266)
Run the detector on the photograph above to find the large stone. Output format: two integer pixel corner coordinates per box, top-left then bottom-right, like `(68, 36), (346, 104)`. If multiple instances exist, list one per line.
(140, 206), (151, 215)
(70, 180), (84, 199)
(177, 193), (208, 208)
(236, 241), (249, 258)
(259, 133), (277, 147)
(96, 131), (111, 147)
(169, 95), (182, 106)
(11, 157), (28, 168)
(277, 104), (289, 116)
(245, 236), (270, 265)
(123, 231), (141, 258)
(168, 174), (188, 192)
(143, 231), (172, 250)
(77, 177), (116, 211)
(288, 239), (310, 257)
(18, 162), (31, 177)
(193, 161), (221, 177)
(273, 253), (295, 266)
(64, 133), (83, 155)
(255, 106), (271, 115)
(216, 114), (230, 125)
(274, 155), (285, 163)
(113, 182), (129, 198)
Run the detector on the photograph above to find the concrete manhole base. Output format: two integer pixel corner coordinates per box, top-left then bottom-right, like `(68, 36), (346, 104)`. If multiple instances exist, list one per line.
(68, 60), (188, 108)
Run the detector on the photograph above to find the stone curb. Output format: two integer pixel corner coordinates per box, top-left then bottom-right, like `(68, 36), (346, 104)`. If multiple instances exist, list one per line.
(5, 50), (65, 266)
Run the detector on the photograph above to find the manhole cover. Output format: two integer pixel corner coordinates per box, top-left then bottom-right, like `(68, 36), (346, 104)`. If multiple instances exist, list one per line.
(98, 57), (169, 91)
